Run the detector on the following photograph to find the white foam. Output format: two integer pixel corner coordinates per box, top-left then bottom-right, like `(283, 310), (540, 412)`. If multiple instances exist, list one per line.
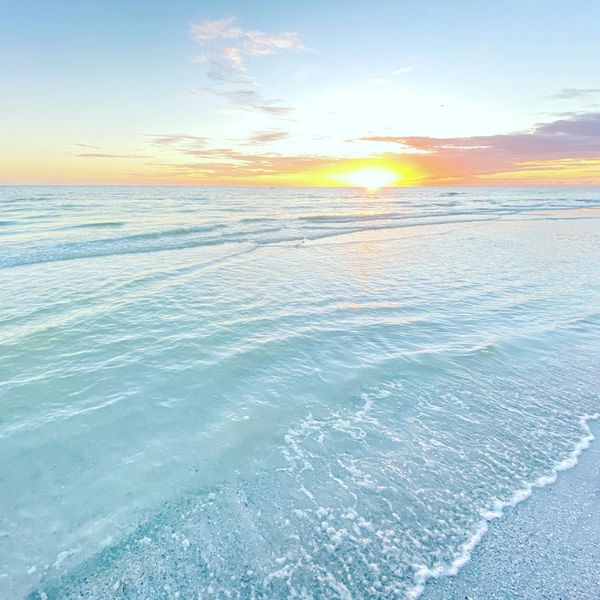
(405, 412), (600, 599)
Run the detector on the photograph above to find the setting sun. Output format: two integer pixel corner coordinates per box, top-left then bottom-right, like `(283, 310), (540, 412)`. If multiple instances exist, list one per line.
(338, 167), (399, 190)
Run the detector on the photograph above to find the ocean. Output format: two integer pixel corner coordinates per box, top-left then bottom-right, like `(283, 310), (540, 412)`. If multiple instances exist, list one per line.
(1, 185), (599, 598)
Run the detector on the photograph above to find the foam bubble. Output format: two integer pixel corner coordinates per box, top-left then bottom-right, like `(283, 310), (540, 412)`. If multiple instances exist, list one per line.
(406, 412), (600, 598)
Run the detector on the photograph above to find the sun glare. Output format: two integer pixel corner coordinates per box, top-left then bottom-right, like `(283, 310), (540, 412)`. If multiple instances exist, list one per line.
(339, 167), (399, 190)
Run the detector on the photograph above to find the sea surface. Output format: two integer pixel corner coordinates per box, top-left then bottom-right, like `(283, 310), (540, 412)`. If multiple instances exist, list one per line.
(1, 186), (599, 599)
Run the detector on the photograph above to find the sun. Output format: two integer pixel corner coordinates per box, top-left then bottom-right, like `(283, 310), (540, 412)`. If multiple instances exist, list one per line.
(338, 167), (399, 191)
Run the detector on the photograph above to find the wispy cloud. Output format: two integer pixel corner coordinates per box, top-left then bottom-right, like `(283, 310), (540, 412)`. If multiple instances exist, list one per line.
(76, 152), (149, 159)
(360, 112), (600, 182)
(550, 88), (600, 101)
(139, 113), (600, 185)
(246, 129), (290, 144)
(190, 17), (307, 115)
(362, 112), (600, 154)
(192, 17), (307, 64)
(146, 151), (337, 182)
(145, 134), (208, 147)
(73, 143), (102, 149)
(363, 63), (415, 88)
(191, 86), (292, 116)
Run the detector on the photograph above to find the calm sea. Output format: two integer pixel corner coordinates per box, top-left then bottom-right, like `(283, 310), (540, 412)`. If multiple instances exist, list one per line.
(1, 186), (599, 598)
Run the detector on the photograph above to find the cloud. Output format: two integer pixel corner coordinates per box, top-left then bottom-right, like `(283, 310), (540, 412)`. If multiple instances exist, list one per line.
(362, 112), (600, 155)
(358, 112), (600, 182)
(139, 132), (334, 182)
(246, 130), (289, 144)
(191, 17), (307, 82)
(191, 17), (307, 61)
(145, 134), (208, 147)
(147, 150), (337, 181)
(191, 86), (292, 116)
(191, 17), (243, 43)
(73, 143), (102, 149)
(243, 29), (307, 56)
(535, 112), (600, 138)
(191, 17), (307, 115)
(75, 152), (149, 159)
(550, 88), (600, 101)
(140, 113), (600, 185)
(365, 64), (414, 86)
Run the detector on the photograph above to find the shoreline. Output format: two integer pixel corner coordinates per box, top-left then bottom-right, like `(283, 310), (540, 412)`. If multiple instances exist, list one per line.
(422, 417), (600, 599)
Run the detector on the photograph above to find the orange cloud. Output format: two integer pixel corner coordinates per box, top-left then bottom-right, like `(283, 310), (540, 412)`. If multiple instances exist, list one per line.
(359, 112), (600, 184)
(7, 113), (599, 185)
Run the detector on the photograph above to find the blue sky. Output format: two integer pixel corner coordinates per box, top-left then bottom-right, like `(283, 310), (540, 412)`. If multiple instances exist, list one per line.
(1, 0), (599, 184)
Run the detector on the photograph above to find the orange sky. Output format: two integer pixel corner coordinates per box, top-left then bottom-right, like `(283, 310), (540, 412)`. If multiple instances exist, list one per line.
(2, 8), (600, 186)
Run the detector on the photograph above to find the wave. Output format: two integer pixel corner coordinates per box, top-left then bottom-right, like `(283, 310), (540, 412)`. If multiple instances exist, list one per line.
(2, 197), (599, 270)
(0, 224), (231, 269)
(61, 221), (126, 229)
(0, 212), (536, 270)
(406, 412), (600, 599)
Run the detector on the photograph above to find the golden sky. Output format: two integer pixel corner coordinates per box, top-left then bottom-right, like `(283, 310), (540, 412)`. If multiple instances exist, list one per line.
(2, 5), (600, 186)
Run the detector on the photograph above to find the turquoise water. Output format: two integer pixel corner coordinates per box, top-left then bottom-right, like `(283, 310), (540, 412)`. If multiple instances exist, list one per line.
(1, 186), (599, 598)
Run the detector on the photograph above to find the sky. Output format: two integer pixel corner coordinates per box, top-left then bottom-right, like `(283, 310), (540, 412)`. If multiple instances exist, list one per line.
(1, 0), (600, 186)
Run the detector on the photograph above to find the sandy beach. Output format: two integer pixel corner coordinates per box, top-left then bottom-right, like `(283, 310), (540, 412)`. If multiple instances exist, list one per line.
(424, 420), (600, 599)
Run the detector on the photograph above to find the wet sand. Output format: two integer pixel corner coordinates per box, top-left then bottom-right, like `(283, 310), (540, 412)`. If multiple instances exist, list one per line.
(423, 420), (600, 599)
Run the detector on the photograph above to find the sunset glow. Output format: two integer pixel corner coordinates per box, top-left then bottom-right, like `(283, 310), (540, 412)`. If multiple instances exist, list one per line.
(1, 3), (600, 186)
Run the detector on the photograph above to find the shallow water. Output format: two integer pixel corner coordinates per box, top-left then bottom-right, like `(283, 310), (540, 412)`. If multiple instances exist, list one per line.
(1, 186), (599, 598)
